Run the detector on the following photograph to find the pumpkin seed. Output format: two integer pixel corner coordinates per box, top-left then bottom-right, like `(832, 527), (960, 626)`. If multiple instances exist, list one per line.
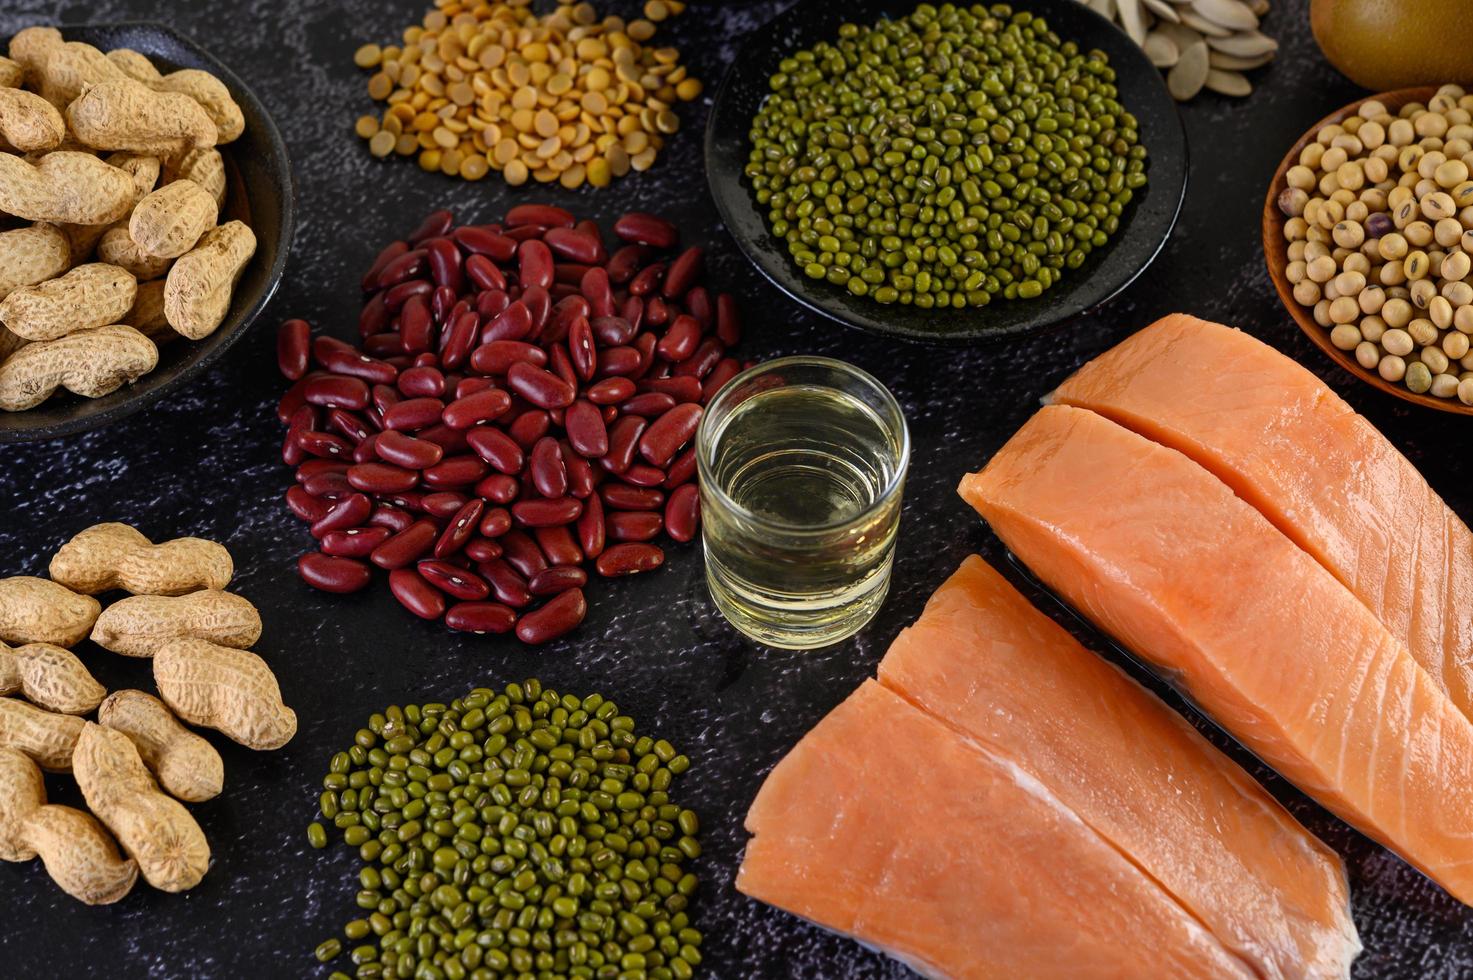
(1178, 9), (1233, 37)
(1206, 30), (1279, 56)
(1144, 32), (1181, 68)
(1204, 68), (1253, 97)
(1142, 0), (1182, 23)
(1117, 0), (1148, 45)
(1168, 39), (1210, 101)
(1191, 0), (1258, 31)
(1208, 48), (1275, 70)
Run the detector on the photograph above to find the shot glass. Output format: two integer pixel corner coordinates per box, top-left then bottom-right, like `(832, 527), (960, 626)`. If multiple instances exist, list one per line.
(695, 356), (909, 649)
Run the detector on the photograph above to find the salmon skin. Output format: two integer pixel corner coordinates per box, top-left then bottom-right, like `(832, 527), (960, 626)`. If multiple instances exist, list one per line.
(961, 404), (1473, 906)
(1051, 313), (1473, 721)
(738, 680), (1258, 980)
(878, 555), (1359, 980)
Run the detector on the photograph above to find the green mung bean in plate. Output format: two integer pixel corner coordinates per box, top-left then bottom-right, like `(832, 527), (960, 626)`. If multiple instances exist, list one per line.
(745, 2), (1148, 309)
(308, 680), (703, 980)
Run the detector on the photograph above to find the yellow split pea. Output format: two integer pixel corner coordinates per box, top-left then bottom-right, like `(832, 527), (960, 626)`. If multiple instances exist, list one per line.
(350, 0), (700, 189)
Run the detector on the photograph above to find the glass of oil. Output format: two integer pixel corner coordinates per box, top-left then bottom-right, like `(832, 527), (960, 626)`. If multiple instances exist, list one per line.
(696, 356), (909, 649)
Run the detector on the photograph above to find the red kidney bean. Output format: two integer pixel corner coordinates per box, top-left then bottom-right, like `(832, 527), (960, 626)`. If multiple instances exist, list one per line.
(304, 375), (370, 410)
(353, 431), (381, 461)
(675, 339), (724, 379)
(665, 484), (699, 543)
(421, 491), (468, 519)
(302, 470), (353, 499)
(372, 383), (401, 416)
(580, 266), (614, 318)
(507, 204), (574, 229)
(656, 315), (701, 362)
(589, 315), (635, 346)
(548, 344), (577, 392)
(522, 286), (549, 335)
(512, 497), (582, 528)
(312, 492), (373, 539)
(562, 400), (608, 458)
(348, 462), (420, 494)
(423, 456), (488, 488)
(300, 553), (373, 593)
(518, 239), (554, 291)
(442, 389), (510, 430)
(507, 361), (575, 409)
(480, 301), (532, 344)
(476, 473), (519, 504)
(454, 376), (494, 398)
(633, 332), (657, 376)
(685, 286), (712, 326)
(619, 392), (676, 418)
(628, 263), (665, 298)
(549, 294), (591, 338)
(621, 294), (645, 331)
(466, 253), (508, 292)
(432, 285), (459, 324)
(397, 365), (446, 398)
(470, 339), (546, 375)
(528, 565), (588, 596)
(614, 212), (678, 249)
(370, 504), (415, 533)
(607, 244), (652, 283)
(441, 310), (480, 371)
(417, 559), (490, 600)
(595, 543), (665, 577)
(363, 240), (408, 290)
(640, 403), (702, 468)
(399, 294), (434, 353)
(384, 278), (433, 311)
(383, 491), (427, 512)
(506, 408), (551, 449)
(296, 458), (342, 482)
(585, 377), (636, 405)
(376, 249), (427, 288)
(607, 510), (663, 542)
(463, 537), (503, 563)
(567, 316), (597, 381)
(282, 404), (315, 464)
(595, 345), (641, 378)
(663, 447), (697, 489)
(528, 436), (568, 498)
(533, 525), (582, 567)
(601, 415), (646, 474)
(544, 227), (602, 264)
(287, 485), (331, 523)
(703, 358), (742, 403)
(454, 225), (517, 261)
(475, 289), (510, 322)
(575, 493), (605, 559)
(715, 292), (741, 345)
(479, 558), (532, 608)
(465, 427), (524, 474)
(475, 504), (512, 538)
(360, 293), (390, 338)
(499, 530), (548, 579)
(423, 237), (463, 293)
(321, 525), (392, 558)
(382, 397), (445, 431)
(644, 295), (671, 328)
(371, 519), (439, 569)
(389, 567), (446, 619)
(408, 209), (454, 244)
(296, 429), (354, 460)
(515, 588), (586, 644)
(621, 463), (666, 488)
(562, 443), (597, 498)
(642, 375), (703, 403)
(326, 409), (373, 445)
(432, 496), (484, 556)
(445, 601), (517, 634)
(662, 247), (704, 299)
(278, 319), (311, 380)
(362, 332), (403, 357)
(602, 484), (664, 511)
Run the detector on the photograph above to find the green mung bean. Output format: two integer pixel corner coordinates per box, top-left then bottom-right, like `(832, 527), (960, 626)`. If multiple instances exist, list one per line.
(746, 2), (1147, 312)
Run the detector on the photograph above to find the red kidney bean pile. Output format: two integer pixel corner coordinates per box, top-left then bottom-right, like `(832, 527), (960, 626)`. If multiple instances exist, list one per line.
(275, 206), (744, 645)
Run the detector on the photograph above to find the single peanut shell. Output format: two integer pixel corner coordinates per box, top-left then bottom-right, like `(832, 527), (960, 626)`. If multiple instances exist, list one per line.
(0, 696), (84, 771)
(0, 263), (137, 341)
(91, 589), (261, 658)
(73, 722), (210, 892)
(0, 640), (106, 714)
(0, 54), (25, 88)
(98, 690), (223, 803)
(0, 223), (69, 301)
(0, 324), (157, 411)
(164, 220), (254, 340)
(0, 745), (45, 861)
(67, 78), (217, 156)
(98, 226), (173, 280)
(38, 41), (122, 107)
(0, 86), (64, 151)
(163, 147), (225, 208)
(0, 151), (136, 225)
(120, 278), (173, 344)
(7, 27), (62, 84)
(22, 804), (139, 905)
(105, 48), (161, 82)
(129, 178), (216, 259)
(150, 70), (243, 143)
(50, 523), (233, 595)
(154, 639), (296, 751)
(0, 576), (100, 646)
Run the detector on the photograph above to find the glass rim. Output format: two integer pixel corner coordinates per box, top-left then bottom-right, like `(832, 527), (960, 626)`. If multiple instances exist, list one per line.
(695, 355), (911, 535)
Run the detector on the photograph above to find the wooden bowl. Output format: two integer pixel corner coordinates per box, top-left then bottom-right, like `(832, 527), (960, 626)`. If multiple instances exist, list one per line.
(1262, 86), (1473, 416)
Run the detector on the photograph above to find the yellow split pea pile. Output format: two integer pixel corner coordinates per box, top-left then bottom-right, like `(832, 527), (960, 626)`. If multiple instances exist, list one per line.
(0, 522), (294, 905)
(0, 26), (257, 413)
(353, 0), (700, 188)
(1279, 85), (1473, 405)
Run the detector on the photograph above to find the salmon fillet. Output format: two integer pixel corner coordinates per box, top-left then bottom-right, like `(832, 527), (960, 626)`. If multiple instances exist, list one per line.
(960, 405), (1473, 906)
(1051, 313), (1473, 718)
(878, 555), (1359, 980)
(738, 679), (1257, 980)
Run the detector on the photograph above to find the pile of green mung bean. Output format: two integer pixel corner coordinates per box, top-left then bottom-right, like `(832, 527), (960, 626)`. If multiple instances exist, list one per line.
(306, 680), (703, 980)
(746, 2), (1148, 309)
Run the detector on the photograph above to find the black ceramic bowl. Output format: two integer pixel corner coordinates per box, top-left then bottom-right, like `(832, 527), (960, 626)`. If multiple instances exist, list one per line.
(0, 22), (293, 444)
(705, 0), (1187, 344)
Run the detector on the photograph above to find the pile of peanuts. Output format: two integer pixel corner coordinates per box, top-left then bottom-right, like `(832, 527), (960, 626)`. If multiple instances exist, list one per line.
(0, 26), (256, 413)
(352, 0), (698, 188)
(0, 522), (294, 906)
(1279, 85), (1473, 405)
(277, 205), (743, 645)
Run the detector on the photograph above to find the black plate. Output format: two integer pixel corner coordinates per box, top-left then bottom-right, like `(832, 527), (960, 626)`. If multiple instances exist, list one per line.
(705, 0), (1188, 344)
(0, 22), (293, 443)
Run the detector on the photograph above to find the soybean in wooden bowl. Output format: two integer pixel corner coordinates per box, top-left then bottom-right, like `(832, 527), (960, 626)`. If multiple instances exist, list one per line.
(1262, 86), (1473, 417)
(0, 22), (294, 444)
(704, 0), (1188, 345)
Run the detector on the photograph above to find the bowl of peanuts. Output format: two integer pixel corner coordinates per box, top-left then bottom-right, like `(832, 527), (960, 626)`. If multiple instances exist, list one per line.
(0, 22), (293, 443)
(1264, 85), (1473, 414)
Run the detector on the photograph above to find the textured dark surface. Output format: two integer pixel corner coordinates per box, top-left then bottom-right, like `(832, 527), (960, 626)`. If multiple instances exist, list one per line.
(0, 1), (1468, 978)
